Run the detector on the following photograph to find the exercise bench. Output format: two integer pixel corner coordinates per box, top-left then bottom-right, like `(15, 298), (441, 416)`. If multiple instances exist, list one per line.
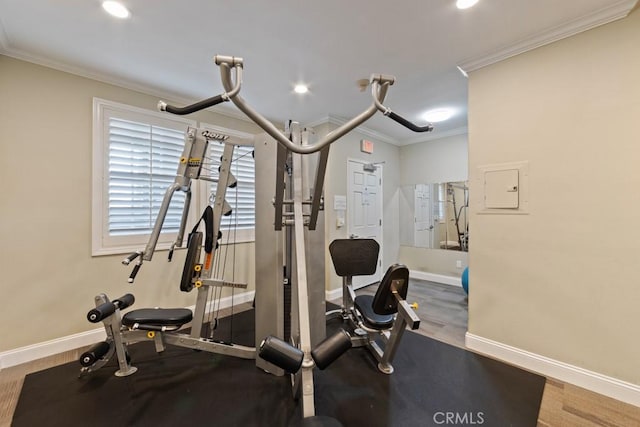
(327, 238), (420, 374)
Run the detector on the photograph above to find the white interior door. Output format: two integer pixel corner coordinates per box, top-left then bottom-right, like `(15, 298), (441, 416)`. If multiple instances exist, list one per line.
(347, 160), (383, 289)
(414, 183), (433, 248)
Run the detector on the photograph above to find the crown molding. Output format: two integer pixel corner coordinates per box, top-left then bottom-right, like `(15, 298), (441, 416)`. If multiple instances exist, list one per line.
(400, 126), (468, 146)
(0, 45), (254, 125)
(304, 115), (332, 130)
(1, 46), (190, 104)
(459, 0), (638, 73)
(306, 115), (399, 145)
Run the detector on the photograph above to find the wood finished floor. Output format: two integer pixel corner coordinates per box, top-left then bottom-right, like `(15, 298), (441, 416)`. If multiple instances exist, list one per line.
(1, 280), (639, 426)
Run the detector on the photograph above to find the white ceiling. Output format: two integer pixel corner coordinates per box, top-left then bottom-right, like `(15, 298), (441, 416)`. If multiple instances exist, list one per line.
(0, 0), (637, 144)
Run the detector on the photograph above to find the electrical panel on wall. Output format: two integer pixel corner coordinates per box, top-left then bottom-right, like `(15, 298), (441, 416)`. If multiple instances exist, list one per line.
(484, 168), (519, 208)
(477, 161), (529, 214)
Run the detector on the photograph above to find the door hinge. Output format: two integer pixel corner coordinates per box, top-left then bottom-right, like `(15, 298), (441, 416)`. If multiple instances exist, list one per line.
(379, 219), (382, 226)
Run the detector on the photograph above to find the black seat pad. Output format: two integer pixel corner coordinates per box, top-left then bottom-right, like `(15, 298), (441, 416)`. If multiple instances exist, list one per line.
(122, 308), (193, 327)
(354, 295), (394, 330)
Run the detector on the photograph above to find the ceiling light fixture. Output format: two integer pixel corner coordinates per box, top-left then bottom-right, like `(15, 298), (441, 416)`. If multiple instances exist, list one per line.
(102, 1), (130, 19)
(456, 0), (479, 10)
(423, 108), (455, 123)
(294, 84), (309, 94)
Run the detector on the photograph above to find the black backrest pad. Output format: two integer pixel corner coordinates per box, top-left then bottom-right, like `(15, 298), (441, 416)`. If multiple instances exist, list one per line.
(329, 239), (380, 277)
(372, 264), (409, 315)
(180, 231), (203, 292)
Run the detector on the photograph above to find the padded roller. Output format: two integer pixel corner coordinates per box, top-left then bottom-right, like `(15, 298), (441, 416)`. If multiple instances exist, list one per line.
(259, 335), (304, 374)
(87, 302), (115, 323)
(113, 293), (135, 310)
(311, 329), (352, 370)
(79, 341), (110, 367)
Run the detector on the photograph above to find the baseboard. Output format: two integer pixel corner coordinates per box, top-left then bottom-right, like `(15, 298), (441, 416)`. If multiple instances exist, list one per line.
(410, 270), (462, 287)
(0, 328), (107, 370)
(465, 332), (640, 407)
(0, 290), (255, 370)
(326, 272), (461, 299)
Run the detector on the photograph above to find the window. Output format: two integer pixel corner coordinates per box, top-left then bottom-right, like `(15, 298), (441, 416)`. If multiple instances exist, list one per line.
(93, 99), (256, 256)
(107, 118), (186, 236)
(436, 183), (446, 223)
(201, 124), (256, 243)
(93, 98), (196, 255)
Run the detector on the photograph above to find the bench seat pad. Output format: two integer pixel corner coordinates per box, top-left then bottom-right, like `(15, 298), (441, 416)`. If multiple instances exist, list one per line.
(354, 295), (394, 330)
(122, 308), (193, 327)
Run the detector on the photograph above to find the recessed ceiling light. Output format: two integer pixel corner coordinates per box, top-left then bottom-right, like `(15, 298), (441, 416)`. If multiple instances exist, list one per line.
(294, 84), (309, 94)
(102, 1), (130, 19)
(456, 0), (479, 10)
(423, 108), (455, 123)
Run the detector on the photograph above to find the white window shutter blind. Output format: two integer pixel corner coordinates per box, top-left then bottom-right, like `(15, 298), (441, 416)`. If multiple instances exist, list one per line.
(208, 142), (255, 230)
(107, 117), (186, 236)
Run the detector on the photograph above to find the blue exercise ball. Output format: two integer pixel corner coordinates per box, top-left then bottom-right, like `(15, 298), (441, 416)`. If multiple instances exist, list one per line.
(461, 267), (469, 294)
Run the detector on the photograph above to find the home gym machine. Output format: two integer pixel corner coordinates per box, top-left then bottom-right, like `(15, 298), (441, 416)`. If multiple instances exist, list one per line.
(81, 55), (433, 424)
(81, 125), (257, 377)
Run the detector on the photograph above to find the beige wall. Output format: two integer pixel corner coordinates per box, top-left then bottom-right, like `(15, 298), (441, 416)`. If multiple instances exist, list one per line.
(400, 133), (468, 186)
(0, 56), (261, 352)
(468, 10), (640, 385)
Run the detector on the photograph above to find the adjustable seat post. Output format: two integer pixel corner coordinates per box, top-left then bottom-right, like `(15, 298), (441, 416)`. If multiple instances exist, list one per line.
(342, 276), (354, 319)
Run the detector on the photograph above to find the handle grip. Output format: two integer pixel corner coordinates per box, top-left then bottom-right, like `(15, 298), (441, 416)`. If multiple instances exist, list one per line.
(122, 251), (141, 266)
(388, 111), (434, 133)
(158, 95), (225, 116)
(128, 263), (141, 284)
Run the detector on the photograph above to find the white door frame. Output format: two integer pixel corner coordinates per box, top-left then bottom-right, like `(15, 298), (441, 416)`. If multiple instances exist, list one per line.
(346, 158), (383, 289)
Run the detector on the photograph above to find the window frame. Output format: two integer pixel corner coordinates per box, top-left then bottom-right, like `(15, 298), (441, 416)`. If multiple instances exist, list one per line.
(93, 99), (257, 256)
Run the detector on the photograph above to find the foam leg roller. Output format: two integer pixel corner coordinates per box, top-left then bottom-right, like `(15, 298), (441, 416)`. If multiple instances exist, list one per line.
(79, 341), (110, 367)
(113, 293), (135, 310)
(259, 335), (304, 374)
(87, 302), (116, 323)
(311, 329), (352, 370)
